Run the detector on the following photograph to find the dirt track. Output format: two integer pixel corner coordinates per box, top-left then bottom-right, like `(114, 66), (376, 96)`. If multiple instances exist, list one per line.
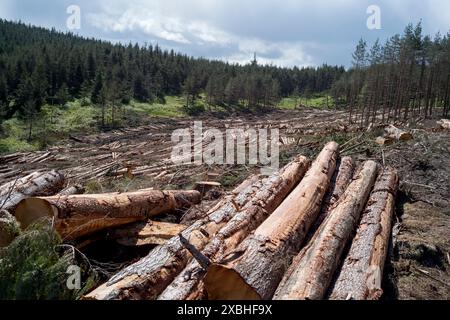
(1, 107), (448, 299)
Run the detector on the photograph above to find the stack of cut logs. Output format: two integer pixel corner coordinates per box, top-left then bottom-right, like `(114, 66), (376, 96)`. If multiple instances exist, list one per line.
(0, 141), (399, 300)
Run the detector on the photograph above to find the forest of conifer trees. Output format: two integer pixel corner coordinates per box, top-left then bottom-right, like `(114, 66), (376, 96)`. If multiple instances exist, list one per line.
(0, 19), (343, 130)
(331, 22), (450, 124)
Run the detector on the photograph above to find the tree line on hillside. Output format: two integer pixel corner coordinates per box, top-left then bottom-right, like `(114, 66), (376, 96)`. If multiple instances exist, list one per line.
(331, 22), (450, 125)
(0, 19), (344, 131)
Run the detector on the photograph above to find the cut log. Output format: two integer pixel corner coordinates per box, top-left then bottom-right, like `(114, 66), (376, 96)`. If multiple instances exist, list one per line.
(0, 170), (65, 211)
(57, 184), (85, 196)
(111, 220), (187, 246)
(14, 189), (201, 240)
(273, 160), (379, 300)
(384, 125), (412, 141)
(84, 156), (309, 300)
(437, 119), (450, 130)
(314, 156), (355, 228)
(204, 142), (339, 300)
(158, 155), (310, 300)
(329, 167), (398, 300)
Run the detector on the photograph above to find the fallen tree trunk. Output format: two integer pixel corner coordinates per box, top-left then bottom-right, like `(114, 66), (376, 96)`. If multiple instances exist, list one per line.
(0, 170), (65, 211)
(85, 156), (310, 300)
(111, 220), (187, 246)
(14, 189), (201, 239)
(158, 155), (310, 300)
(384, 125), (412, 141)
(329, 167), (398, 300)
(204, 142), (339, 300)
(273, 160), (379, 300)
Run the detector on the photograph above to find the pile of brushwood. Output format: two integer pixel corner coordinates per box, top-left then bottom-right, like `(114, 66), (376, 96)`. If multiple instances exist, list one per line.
(0, 141), (399, 300)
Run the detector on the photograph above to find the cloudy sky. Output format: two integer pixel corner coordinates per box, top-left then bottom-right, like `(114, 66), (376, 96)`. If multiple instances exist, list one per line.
(1, 0), (449, 67)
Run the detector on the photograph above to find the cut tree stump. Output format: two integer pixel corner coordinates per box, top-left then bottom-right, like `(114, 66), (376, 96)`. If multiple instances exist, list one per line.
(384, 125), (413, 141)
(329, 167), (398, 300)
(85, 156), (310, 300)
(14, 189), (201, 239)
(158, 155), (310, 300)
(0, 170), (65, 211)
(194, 181), (221, 194)
(437, 119), (450, 130)
(273, 160), (378, 300)
(111, 220), (187, 246)
(203, 142), (339, 300)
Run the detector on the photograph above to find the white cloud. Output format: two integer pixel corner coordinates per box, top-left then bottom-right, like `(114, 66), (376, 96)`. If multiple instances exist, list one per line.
(86, 0), (314, 66)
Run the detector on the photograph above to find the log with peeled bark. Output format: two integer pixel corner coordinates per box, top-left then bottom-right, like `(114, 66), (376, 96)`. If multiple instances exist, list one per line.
(13, 189), (201, 240)
(384, 125), (413, 141)
(203, 142), (339, 300)
(329, 167), (398, 300)
(84, 172), (277, 300)
(0, 170), (65, 211)
(111, 220), (187, 246)
(273, 160), (379, 300)
(158, 155), (310, 300)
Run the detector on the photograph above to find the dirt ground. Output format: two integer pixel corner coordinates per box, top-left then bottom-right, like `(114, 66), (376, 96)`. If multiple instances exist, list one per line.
(1, 107), (448, 299)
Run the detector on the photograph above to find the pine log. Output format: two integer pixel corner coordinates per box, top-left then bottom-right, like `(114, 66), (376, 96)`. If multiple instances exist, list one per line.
(314, 156), (355, 228)
(384, 125), (413, 141)
(84, 172), (279, 300)
(375, 136), (394, 146)
(158, 155), (310, 300)
(329, 167), (398, 300)
(14, 189), (201, 239)
(111, 220), (187, 246)
(273, 160), (379, 300)
(0, 170), (65, 211)
(204, 142), (339, 300)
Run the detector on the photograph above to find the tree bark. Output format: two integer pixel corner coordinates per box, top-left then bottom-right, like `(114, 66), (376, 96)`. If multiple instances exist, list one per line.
(203, 142), (339, 300)
(273, 160), (378, 300)
(328, 167), (398, 300)
(158, 155), (310, 300)
(84, 171), (284, 300)
(111, 220), (187, 246)
(0, 170), (65, 211)
(14, 189), (201, 239)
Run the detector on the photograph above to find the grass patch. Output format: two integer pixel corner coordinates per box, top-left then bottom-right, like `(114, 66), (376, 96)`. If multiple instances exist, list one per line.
(126, 96), (185, 118)
(278, 94), (334, 110)
(0, 220), (98, 300)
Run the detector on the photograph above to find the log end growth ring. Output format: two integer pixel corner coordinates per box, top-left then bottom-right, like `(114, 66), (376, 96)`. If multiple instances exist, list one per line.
(204, 264), (261, 300)
(14, 198), (56, 229)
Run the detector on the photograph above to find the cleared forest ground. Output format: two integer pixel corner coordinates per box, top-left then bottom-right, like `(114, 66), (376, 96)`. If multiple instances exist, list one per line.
(1, 107), (449, 299)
